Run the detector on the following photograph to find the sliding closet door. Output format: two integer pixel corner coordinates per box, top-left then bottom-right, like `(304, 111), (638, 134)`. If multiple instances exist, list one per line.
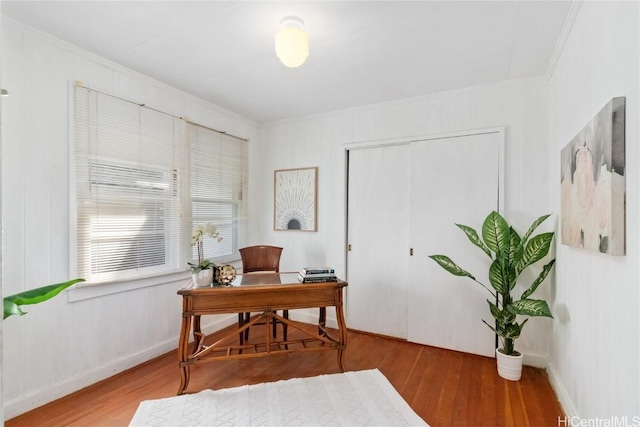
(346, 144), (410, 338)
(407, 131), (503, 357)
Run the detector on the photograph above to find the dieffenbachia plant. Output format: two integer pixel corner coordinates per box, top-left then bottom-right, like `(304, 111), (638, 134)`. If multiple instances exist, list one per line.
(429, 211), (554, 356)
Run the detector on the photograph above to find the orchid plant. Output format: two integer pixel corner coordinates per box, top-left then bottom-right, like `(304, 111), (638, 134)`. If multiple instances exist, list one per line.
(188, 222), (223, 273)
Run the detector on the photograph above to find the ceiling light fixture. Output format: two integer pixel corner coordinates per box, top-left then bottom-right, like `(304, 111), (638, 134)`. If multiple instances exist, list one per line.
(275, 16), (308, 68)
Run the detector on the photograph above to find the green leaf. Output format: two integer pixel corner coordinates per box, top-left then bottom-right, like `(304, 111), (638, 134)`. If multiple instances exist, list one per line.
(488, 300), (501, 319)
(502, 320), (527, 339)
(4, 279), (85, 320)
(512, 215), (552, 270)
(482, 319), (499, 335)
(487, 299), (515, 327)
(508, 228), (522, 271)
(519, 214), (551, 247)
(456, 224), (492, 258)
(507, 299), (553, 318)
(521, 260), (556, 299)
(428, 255), (475, 280)
(488, 260), (507, 294)
(3, 300), (25, 320)
(188, 259), (214, 272)
(517, 233), (553, 273)
(482, 211), (510, 256)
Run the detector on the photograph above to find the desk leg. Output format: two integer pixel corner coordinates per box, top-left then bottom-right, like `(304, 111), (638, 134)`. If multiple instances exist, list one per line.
(193, 314), (204, 351)
(335, 293), (347, 372)
(177, 312), (193, 395)
(318, 307), (327, 337)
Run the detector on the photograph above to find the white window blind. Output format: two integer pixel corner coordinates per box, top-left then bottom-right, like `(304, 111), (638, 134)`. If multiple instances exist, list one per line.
(75, 86), (185, 283)
(186, 123), (248, 262)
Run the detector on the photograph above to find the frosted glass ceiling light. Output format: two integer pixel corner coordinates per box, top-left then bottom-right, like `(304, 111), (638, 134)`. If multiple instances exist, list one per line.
(275, 16), (308, 68)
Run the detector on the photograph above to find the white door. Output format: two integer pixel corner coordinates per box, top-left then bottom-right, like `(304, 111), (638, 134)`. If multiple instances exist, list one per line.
(346, 144), (411, 338)
(407, 131), (503, 356)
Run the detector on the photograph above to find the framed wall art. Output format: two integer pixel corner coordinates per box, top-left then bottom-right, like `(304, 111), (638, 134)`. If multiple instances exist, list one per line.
(274, 167), (318, 231)
(560, 96), (626, 255)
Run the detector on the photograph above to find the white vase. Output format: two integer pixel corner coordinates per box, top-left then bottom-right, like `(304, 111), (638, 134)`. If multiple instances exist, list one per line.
(192, 269), (214, 287)
(495, 348), (523, 381)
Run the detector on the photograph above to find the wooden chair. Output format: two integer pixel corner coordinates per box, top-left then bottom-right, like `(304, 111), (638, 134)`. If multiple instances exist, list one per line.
(238, 245), (286, 344)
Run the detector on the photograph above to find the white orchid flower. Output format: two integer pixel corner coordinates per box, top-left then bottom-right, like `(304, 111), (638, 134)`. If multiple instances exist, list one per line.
(191, 222), (223, 246)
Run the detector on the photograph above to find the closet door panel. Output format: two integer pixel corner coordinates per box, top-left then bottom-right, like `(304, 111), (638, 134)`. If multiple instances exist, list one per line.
(346, 145), (410, 338)
(407, 132), (502, 357)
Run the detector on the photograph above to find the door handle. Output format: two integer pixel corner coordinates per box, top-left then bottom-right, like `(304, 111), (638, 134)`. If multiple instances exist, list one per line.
(410, 248), (414, 256)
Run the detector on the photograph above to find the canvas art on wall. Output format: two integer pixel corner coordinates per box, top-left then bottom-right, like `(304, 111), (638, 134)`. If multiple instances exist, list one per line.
(560, 97), (626, 255)
(274, 167), (317, 231)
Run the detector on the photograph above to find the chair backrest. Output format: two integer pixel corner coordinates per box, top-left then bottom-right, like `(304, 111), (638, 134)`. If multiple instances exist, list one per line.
(239, 245), (283, 273)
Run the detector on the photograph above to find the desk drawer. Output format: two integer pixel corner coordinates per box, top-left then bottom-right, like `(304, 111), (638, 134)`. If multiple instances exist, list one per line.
(190, 285), (342, 314)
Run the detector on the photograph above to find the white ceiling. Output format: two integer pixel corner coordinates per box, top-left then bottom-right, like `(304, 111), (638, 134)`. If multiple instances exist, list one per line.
(2, 1), (573, 123)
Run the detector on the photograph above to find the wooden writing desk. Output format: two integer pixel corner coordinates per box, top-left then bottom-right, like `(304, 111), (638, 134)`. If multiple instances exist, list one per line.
(177, 272), (348, 394)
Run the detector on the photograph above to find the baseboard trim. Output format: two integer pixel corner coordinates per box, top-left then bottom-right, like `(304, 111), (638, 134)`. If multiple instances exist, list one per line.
(288, 309), (337, 329)
(523, 353), (547, 369)
(546, 361), (577, 419)
(4, 314), (237, 420)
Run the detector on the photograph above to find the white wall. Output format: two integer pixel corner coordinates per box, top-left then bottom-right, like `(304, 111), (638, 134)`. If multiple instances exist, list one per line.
(256, 77), (552, 360)
(0, 18), (257, 419)
(0, 5), (5, 425)
(4, 1), (637, 422)
(547, 1), (640, 419)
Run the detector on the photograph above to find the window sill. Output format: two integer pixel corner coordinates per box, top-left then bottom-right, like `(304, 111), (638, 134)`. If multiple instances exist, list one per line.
(67, 258), (242, 302)
(67, 271), (191, 302)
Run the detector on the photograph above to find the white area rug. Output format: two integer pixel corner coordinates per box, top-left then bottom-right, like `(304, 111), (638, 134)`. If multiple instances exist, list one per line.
(129, 369), (429, 426)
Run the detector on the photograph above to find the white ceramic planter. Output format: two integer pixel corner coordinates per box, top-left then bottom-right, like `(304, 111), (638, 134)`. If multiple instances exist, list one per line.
(192, 269), (214, 287)
(495, 348), (523, 381)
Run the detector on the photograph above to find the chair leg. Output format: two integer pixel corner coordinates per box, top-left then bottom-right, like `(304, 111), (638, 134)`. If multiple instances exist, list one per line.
(243, 312), (250, 340)
(272, 313), (278, 338)
(238, 313), (245, 345)
(269, 313), (290, 340)
(283, 310), (289, 342)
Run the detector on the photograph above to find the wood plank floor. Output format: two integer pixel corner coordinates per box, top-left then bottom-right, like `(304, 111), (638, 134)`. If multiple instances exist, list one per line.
(5, 321), (564, 427)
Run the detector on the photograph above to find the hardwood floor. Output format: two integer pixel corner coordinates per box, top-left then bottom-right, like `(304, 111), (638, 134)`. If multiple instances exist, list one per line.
(5, 322), (564, 427)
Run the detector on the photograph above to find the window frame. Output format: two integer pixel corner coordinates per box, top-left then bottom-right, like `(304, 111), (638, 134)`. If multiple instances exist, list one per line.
(71, 84), (248, 290)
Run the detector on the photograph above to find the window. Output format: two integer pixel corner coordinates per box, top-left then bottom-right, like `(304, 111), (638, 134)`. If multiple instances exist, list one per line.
(74, 86), (247, 284)
(187, 123), (248, 263)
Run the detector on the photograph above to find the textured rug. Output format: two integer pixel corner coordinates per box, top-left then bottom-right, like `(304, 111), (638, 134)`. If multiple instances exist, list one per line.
(129, 369), (429, 426)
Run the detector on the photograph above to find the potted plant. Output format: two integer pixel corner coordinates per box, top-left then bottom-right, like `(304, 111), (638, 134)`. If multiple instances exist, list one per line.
(4, 278), (85, 320)
(188, 259), (216, 287)
(429, 211), (554, 380)
(188, 222), (222, 287)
